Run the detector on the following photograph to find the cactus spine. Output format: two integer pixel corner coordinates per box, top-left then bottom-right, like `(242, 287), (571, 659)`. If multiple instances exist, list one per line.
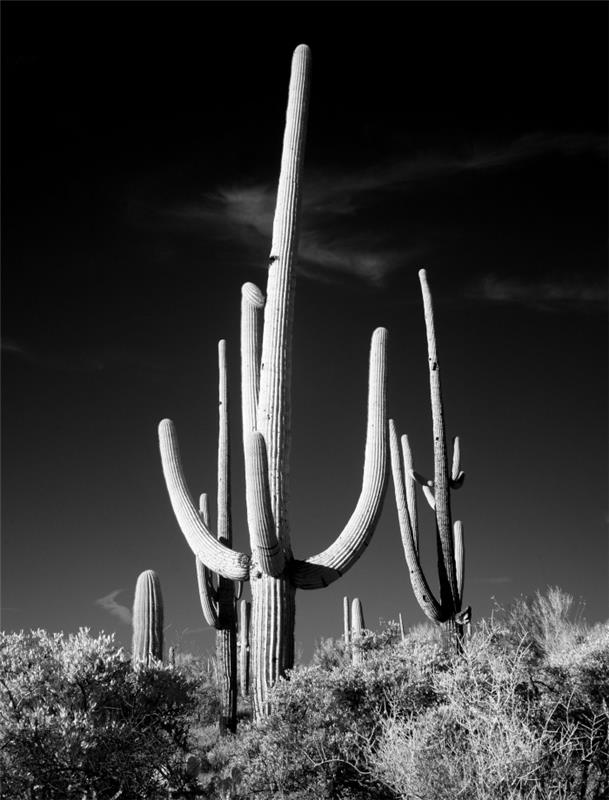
(158, 45), (388, 719)
(132, 569), (164, 667)
(389, 270), (471, 641)
(194, 340), (238, 734)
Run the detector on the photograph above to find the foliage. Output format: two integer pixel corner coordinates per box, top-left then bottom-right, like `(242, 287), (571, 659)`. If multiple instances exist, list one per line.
(0, 629), (204, 799)
(2, 590), (607, 800)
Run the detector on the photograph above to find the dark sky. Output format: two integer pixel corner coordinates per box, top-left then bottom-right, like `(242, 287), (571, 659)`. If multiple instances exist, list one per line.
(2, 1), (607, 661)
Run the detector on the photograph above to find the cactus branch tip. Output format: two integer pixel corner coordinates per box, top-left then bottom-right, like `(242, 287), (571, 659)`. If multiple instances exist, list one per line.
(242, 282), (265, 307)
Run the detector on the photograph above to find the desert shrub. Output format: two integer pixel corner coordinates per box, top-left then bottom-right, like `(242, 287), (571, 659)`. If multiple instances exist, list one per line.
(370, 615), (609, 800)
(0, 629), (204, 799)
(201, 624), (452, 799)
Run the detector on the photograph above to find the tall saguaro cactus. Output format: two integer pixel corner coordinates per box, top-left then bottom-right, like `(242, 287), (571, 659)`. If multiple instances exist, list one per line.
(195, 340), (238, 734)
(132, 569), (164, 667)
(158, 45), (388, 718)
(238, 599), (251, 698)
(390, 269), (470, 641)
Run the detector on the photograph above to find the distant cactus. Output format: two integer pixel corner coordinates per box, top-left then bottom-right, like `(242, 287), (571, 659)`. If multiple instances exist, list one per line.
(168, 645), (176, 667)
(343, 595), (350, 645)
(158, 45), (388, 719)
(398, 612), (406, 642)
(351, 597), (365, 664)
(390, 270), (471, 642)
(132, 569), (163, 667)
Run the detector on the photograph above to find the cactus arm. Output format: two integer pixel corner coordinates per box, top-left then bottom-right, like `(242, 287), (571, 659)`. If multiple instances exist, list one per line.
(241, 282), (264, 447)
(343, 595), (350, 644)
(256, 44), (311, 554)
(400, 435), (419, 556)
(132, 569), (164, 666)
(245, 431), (285, 577)
(450, 436), (465, 489)
(291, 327), (388, 590)
(454, 520), (464, 609)
(419, 268), (459, 612)
(234, 581), (243, 601)
(196, 493), (220, 628)
(389, 419), (444, 623)
(158, 419), (249, 580)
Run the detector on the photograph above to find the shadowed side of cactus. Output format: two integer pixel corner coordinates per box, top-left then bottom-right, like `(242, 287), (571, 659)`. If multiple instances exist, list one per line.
(390, 270), (471, 643)
(158, 45), (388, 720)
(132, 569), (164, 667)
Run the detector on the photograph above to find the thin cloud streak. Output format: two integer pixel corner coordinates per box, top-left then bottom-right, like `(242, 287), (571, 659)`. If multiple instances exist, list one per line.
(470, 275), (608, 310)
(158, 131), (606, 286)
(96, 590), (132, 626)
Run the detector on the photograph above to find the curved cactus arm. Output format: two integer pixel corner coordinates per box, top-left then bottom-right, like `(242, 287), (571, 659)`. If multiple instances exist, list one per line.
(411, 470), (433, 488)
(245, 431), (285, 577)
(450, 435), (465, 489)
(241, 282), (264, 451)
(256, 44), (311, 552)
(422, 485), (436, 510)
(196, 493), (219, 628)
(453, 520), (464, 609)
(158, 419), (250, 581)
(389, 419), (444, 623)
(234, 581), (243, 601)
(291, 327), (388, 589)
(400, 435), (419, 556)
(419, 268), (459, 611)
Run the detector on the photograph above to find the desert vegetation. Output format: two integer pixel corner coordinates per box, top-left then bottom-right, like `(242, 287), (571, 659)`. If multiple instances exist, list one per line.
(1, 590), (607, 799)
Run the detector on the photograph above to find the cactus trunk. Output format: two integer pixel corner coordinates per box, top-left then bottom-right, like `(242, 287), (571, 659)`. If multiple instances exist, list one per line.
(250, 574), (296, 717)
(132, 570), (164, 667)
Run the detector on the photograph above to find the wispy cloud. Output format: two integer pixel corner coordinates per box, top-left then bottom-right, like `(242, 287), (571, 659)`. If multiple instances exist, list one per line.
(156, 130), (606, 286)
(469, 275), (608, 311)
(2, 339), (104, 372)
(96, 590), (132, 626)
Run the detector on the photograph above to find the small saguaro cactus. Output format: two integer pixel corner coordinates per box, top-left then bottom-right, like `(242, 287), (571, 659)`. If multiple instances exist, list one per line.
(158, 45), (388, 719)
(351, 597), (366, 664)
(398, 611), (406, 642)
(238, 599), (251, 698)
(390, 270), (471, 642)
(132, 569), (164, 667)
(195, 340), (239, 734)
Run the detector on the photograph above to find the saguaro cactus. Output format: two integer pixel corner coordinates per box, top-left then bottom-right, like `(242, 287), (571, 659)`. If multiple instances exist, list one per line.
(195, 340), (239, 734)
(390, 269), (471, 641)
(132, 569), (164, 667)
(158, 45), (388, 718)
(351, 597), (365, 664)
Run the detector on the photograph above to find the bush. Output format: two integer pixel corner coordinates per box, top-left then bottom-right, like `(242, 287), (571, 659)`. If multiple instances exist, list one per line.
(0, 629), (204, 799)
